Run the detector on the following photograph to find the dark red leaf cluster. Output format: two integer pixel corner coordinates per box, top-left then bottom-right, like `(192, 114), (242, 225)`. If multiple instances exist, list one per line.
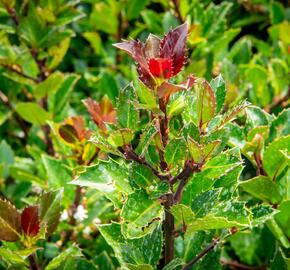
(21, 206), (40, 237)
(114, 23), (188, 88)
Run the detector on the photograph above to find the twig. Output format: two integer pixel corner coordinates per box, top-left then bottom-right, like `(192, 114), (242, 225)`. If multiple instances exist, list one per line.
(171, 0), (183, 23)
(40, 97), (55, 156)
(123, 145), (169, 181)
(182, 237), (220, 270)
(28, 254), (40, 270)
(173, 160), (200, 203)
(164, 194), (175, 264)
(220, 259), (266, 270)
(2, 65), (38, 82)
(4, 5), (19, 26)
(253, 153), (267, 176)
(265, 87), (290, 113)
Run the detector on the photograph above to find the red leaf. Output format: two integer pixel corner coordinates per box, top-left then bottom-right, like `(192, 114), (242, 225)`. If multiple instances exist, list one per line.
(157, 75), (196, 99)
(113, 40), (148, 71)
(71, 116), (87, 141)
(114, 40), (154, 88)
(144, 34), (161, 58)
(148, 58), (173, 79)
(21, 206), (40, 237)
(83, 97), (116, 132)
(160, 23), (188, 76)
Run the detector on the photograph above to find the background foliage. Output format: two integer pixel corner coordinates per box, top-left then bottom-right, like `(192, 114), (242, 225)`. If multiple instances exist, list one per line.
(0, 0), (289, 269)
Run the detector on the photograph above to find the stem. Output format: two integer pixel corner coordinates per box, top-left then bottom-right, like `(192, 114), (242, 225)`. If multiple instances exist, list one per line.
(220, 259), (266, 270)
(171, 0), (183, 23)
(164, 194), (175, 264)
(182, 238), (220, 270)
(173, 160), (200, 203)
(157, 97), (175, 265)
(4, 5), (19, 25)
(253, 153), (267, 176)
(28, 254), (40, 270)
(158, 97), (170, 172)
(2, 65), (38, 82)
(40, 97), (55, 156)
(123, 145), (169, 181)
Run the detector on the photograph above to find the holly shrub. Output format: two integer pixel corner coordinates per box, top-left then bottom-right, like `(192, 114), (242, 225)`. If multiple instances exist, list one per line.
(0, 1), (289, 270)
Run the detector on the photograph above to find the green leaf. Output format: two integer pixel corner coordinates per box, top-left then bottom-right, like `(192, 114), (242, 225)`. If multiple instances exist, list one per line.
(40, 190), (62, 235)
(45, 245), (83, 270)
(164, 138), (187, 169)
(183, 148), (242, 204)
(239, 176), (282, 204)
(48, 38), (70, 69)
(188, 137), (221, 163)
(267, 219), (290, 248)
(9, 166), (45, 187)
(93, 251), (114, 270)
(263, 136), (290, 179)
(126, 264), (153, 270)
(0, 140), (14, 178)
(126, 0), (148, 20)
(171, 203), (248, 235)
(251, 205), (277, 226)
(185, 79), (216, 130)
(135, 123), (158, 157)
(90, 133), (121, 156)
(121, 189), (162, 227)
(217, 100), (249, 129)
(117, 83), (139, 130)
(98, 222), (162, 267)
(70, 160), (133, 206)
(107, 129), (135, 148)
(90, 1), (118, 34)
(246, 66), (270, 106)
(275, 201), (290, 238)
(245, 106), (272, 132)
(55, 6), (85, 26)
(270, 1), (285, 24)
(129, 162), (158, 188)
(33, 72), (64, 99)
(0, 199), (21, 242)
(83, 32), (102, 55)
(49, 74), (80, 117)
(0, 247), (28, 266)
(42, 155), (73, 206)
(15, 102), (52, 125)
(210, 74), (226, 114)
(162, 258), (184, 270)
(268, 109), (290, 143)
(167, 94), (186, 118)
(121, 220), (160, 240)
(135, 80), (158, 110)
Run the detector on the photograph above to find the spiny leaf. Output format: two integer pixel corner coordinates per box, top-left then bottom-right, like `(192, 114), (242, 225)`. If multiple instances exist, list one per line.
(0, 199), (21, 242)
(239, 176), (282, 204)
(40, 190), (62, 236)
(117, 83), (139, 130)
(121, 189), (162, 227)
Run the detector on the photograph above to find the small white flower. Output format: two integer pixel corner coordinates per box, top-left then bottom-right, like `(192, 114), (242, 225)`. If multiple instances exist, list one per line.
(149, 185), (154, 191)
(60, 210), (69, 221)
(93, 217), (101, 224)
(73, 205), (88, 221)
(83, 226), (91, 235)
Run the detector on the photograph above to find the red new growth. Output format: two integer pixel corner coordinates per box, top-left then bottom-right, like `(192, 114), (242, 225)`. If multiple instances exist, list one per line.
(148, 58), (173, 78)
(21, 206), (40, 237)
(114, 23), (188, 88)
